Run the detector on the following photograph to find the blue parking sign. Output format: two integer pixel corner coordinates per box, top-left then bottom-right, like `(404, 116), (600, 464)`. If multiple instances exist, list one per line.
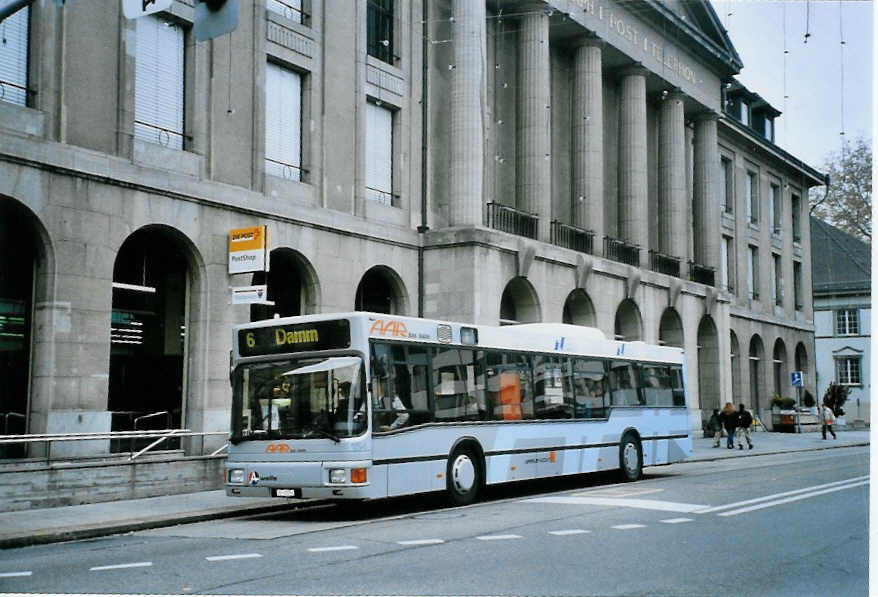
(790, 371), (803, 387)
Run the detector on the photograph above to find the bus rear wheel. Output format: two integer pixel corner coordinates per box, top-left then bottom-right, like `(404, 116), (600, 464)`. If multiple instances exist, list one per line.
(446, 445), (481, 506)
(619, 432), (642, 482)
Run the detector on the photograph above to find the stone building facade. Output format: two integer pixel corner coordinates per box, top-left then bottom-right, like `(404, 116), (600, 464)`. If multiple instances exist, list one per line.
(0, 0), (823, 456)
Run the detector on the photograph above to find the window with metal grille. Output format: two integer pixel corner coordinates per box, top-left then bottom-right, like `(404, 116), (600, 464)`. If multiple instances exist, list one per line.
(836, 356), (861, 386)
(367, 0), (393, 64)
(135, 15), (184, 150)
(0, 5), (28, 106)
(835, 309), (859, 336)
(265, 62), (302, 182)
(267, 0), (303, 23)
(365, 101), (393, 205)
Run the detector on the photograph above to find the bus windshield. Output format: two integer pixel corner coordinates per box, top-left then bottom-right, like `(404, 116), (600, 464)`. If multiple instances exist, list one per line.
(231, 356), (366, 443)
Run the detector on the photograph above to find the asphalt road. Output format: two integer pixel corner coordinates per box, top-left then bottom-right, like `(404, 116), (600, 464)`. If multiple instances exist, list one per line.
(0, 446), (868, 596)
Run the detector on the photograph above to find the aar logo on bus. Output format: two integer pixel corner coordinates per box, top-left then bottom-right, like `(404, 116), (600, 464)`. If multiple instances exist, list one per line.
(369, 319), (409, 338)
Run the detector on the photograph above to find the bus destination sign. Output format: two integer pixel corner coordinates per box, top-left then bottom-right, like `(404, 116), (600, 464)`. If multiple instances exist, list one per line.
(238, 319), (351, 357)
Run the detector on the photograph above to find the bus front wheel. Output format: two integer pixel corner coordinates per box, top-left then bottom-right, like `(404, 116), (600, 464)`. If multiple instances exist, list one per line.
(619, 432), (642, 482)
(446, 445), (481, 506)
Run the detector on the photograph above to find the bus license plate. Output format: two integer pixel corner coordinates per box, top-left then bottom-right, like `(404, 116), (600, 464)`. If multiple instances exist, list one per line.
(274, 488), (301, 498)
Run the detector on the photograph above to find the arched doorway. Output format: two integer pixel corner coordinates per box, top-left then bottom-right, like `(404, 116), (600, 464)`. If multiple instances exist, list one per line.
(658, 308), (684, 348)
(730, 331), (742, 406)
(109, 226), (193, 438)
(250, 248), (320, 321)
(499, 277), (541, 325)
(614, 299), (642, 341)
(697, 316), (720, 414)
(0, 200), (44, 445)
(562, 289), (596, 326)
(355, 266), (409, 315)
(773, 339), (788, 398)
(749, 335), (765, 419)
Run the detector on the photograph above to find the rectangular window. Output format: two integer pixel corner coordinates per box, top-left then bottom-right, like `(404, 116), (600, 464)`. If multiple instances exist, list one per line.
(739, 100), (749, 126)
(770, 183), (782, 236)
(836, 357), (862, 386)
(721, 236), (734, 294)
(764, 116), (774, 142)
(720, 156), (734, 213)
(0, 5), (28, 106)
(367, 0), (394, 64)
(746, 172), (758, 224)
(485, 351), (534, 420)
(533, 355), (574, 419)
(791, 194), (802, 243)
(365, 101), (393, 205)
(135, 15), (185, 150)
(432, 347), (484, 422)
(608, 361), (642, 406)
(835, 309), (859, 336)
(370, 342), (430, 430)
(571, 358), (608, 418)
(265, 62), (303, 181)
(267, 0), (303, 23)
(793, 261), (803, 310)
(748, 245), (759, 301)
(772, 253), (783, 306)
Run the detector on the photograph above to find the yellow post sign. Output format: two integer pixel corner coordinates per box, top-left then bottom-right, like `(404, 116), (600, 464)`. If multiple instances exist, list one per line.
(228, 225), (269, 274)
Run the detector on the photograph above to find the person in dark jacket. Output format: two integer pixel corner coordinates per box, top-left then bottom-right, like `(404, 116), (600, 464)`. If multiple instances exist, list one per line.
(737, 404), (753, 450)
(719, 402), (738, 449)
(708, 409), (722, 448)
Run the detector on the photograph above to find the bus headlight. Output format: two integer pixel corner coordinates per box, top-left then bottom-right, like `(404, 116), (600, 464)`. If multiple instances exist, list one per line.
(228, 469), (245, 484)
(329, 468), (346, 484)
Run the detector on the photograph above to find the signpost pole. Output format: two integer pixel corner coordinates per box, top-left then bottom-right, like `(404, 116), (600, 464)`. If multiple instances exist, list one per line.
(796, 385), (802, 434)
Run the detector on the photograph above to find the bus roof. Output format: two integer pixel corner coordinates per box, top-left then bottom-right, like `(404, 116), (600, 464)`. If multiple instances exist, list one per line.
(235, 312), (684, 364)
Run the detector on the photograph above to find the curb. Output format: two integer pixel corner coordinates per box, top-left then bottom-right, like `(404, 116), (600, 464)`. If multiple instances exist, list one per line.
(0, 498), (332, 550)
(686, 440), (870, 464)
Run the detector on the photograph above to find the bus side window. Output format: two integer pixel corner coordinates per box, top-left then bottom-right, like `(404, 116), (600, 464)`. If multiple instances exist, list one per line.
(534, 355), (573, 419)
(609, 361), (641, 406)
(485, 350), (533, 420)
(640, 365), (674, 406)
(573, 358), (608, 418)
(669, 365), (686, 406)
(432, 348), (482, 421)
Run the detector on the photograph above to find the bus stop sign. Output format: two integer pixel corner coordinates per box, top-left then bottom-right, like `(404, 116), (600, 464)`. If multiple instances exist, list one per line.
(790, 371), (804, 387)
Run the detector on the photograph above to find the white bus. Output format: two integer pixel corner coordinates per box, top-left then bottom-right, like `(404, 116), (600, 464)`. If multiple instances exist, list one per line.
(225, 312), (691, 505)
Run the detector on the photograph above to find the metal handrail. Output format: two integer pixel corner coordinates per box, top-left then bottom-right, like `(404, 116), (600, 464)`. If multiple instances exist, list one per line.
(2, 412), (25, 435)
(129, 429), (183, 461)
(133, 411), (171, 431)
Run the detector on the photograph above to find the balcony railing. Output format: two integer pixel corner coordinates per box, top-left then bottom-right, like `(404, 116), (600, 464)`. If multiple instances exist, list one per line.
(604, 236), (640, 266)
(551, 221), (594, 254)
(689, 261), (716, 286)
(486, 202), (538, 240)
(648, 250), (681, 277)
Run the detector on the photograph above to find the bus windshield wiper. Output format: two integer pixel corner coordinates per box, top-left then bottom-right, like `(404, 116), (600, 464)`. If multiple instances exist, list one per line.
(308, 427), (340, 443)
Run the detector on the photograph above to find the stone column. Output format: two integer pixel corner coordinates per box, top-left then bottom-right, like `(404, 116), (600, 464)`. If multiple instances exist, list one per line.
(572, 37), (604, 241)
(659, 89), (687, 262)
(618, 65), (649, 263)
(694, 113), (720, 270)
(516, 11), (551, 241)
(449, 0), (487, 227)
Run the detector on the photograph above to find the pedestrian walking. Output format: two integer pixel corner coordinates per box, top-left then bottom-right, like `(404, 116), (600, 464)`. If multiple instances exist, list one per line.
(737, 404), (753, 450)
(708, 409), (722, 448)
(719, 402), (738, 449)
(822, 403), (837, 439)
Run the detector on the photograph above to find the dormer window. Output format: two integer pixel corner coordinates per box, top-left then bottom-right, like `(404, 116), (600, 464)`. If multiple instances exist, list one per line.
(764, 116), (774, 142)
(739, 100), (750, 126)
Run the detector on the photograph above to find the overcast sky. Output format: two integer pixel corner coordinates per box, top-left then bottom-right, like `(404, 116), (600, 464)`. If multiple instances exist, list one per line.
(710, 0), (873, 171)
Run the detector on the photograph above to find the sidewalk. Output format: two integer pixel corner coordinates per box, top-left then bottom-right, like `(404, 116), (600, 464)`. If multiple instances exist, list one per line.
(0, 430), (869, 549)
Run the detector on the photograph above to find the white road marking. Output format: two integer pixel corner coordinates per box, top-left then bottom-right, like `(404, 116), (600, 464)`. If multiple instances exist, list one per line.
(717, 480), (869, 517)
(205, 553), (263, 561)
(612, 524), (646, 530)
(397, 539), (445, 546)
(548, 529), (592, 536)
(525, 496), (707, 513)
(660, 518), (693, 524)
(307, 545), (359, 553)
(0, 571), (32, 578)
(697, 476), (870, 514)
(476, 534), (522, 541)
(90, 562), (153, 571)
